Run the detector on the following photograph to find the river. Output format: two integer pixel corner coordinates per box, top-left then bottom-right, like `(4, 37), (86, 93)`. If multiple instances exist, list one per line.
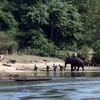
(0, 71), (100, 100)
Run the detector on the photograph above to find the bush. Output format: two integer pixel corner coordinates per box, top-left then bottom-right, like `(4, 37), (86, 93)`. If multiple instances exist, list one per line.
(0, 31), (18, 54)
(92, 40), (100, 52)
(52, 50), (69, 60)
(76, 45), (89, 60)
(92, 50), (100, 64)
(17, 29), (60, 57)
(92, 40), (100, 64)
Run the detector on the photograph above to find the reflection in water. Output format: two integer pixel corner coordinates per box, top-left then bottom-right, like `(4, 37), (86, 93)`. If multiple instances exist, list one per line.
(54, 72), (57, 76)
(43, 71), (100, 78)
(32, 70), (100, 78)
(71, 72), (85, 77)
(59, 72), (63, 77)
(0, 71), (100, 100)
(46, 72), (50, 76)
(34, 72), (37, 76)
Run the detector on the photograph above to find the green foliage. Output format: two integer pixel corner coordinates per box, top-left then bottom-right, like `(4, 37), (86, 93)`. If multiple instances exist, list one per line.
(45, 0), (83, 46)
(55, 50), (69, 60)
(92, 50), (100, 64)
(72, 0), (100, 46)
(0, 10), (18, 33)
(77, 45), (89, 60)
(59, 41), (77, 51)
(92, 40), (100, 52)
(16, 29), (58, 57)
(32, 33), (58, 56)
(92, 40), (100, 64)
(0, 0), (100, 58)
(15, 0), (83, 47)
(0, 31), (18, 54)
(21, 3), (49, 31)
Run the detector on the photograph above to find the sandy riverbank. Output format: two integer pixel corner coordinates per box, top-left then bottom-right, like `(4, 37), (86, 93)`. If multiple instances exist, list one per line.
(0, 61), (64, 71)
(0, 60), (100, 80)
(0, 61), (64, 79)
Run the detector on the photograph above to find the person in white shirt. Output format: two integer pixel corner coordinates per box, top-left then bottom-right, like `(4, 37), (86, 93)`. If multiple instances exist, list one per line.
(72, 52), (77, 58)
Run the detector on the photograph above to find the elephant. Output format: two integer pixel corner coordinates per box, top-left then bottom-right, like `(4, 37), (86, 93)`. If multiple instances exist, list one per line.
(64, 57), (84, 71)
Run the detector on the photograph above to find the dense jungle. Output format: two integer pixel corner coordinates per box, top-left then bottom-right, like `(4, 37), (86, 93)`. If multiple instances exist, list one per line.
(0, 0), (100, 63)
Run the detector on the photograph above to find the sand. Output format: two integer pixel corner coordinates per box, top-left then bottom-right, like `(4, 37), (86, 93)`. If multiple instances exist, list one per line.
(0, 60), (100, 80)
(0, 61), (65, 79)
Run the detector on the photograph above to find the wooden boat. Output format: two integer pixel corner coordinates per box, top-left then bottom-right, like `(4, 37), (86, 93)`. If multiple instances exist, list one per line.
(15, 77), (52, 81)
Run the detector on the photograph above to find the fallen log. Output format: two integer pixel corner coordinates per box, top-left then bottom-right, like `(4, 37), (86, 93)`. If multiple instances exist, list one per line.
(2, 63), (11, 67)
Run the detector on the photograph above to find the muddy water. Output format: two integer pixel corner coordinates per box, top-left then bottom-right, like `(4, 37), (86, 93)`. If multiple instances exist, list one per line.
(0, 71), (100, 100)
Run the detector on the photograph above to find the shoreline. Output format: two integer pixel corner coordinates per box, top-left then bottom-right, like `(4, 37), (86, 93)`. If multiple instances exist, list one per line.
(0, 61), (100, 80)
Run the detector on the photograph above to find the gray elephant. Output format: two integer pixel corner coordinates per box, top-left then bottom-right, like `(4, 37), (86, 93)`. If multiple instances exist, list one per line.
(64, 57), (84, 71)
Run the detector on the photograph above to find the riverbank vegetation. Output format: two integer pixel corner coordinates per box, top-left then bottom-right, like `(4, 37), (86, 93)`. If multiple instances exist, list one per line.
(0, 0), (100, 63)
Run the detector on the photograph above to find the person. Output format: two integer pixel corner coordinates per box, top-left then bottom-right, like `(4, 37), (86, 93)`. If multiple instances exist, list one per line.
(34, 64), (38, 72)
(46, 65), (50, 72)
(52, 64), (57, 71)
(0, 55), (4, 61)
(72, 52), (77, 58)
(59, 64), (63, 71)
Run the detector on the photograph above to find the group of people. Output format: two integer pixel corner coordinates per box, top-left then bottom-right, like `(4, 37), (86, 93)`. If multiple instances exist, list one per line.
(52, 64), (63, 72)
(33, 52), (77, 72)
(46, 64), (63, 72)
(33, 63), (63, 72)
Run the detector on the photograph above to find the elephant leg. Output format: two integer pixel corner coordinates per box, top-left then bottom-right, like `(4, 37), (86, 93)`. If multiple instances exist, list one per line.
(71, 65), (74, 71)
(73, 66), (76, 70)
(77, 66), (80, 71)
(64, 67), (66, 71)
(64, 64), (66, 71)
(82, 66), (84, 71)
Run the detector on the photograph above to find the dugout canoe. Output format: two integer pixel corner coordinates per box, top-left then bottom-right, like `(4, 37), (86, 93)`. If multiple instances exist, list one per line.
(15, 77), (52, 81)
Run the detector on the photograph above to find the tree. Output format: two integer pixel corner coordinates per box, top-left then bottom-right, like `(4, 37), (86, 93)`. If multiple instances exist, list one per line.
(0, 10), (18, 33)
(1, 0), (100, 57)
(21, 2), (49, 31)
(91, 40), (100, 64)
(43, 0), (83, 48)
(0, 31), (18, 54)
(16, 29), (58, 56)
(71, 0), (100, 46)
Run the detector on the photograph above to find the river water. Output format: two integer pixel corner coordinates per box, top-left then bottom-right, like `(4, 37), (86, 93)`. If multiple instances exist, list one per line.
(0, 71), (100, 100)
